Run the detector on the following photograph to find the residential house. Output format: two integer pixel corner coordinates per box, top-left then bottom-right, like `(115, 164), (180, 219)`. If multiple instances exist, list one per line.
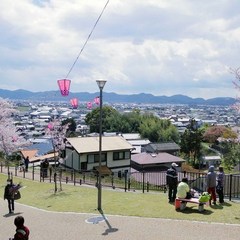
(64, 136), (134, 176)
(131, 152), (185, 172)
(144, 142), (180, 156)
(20, 138), (56, 166)
(121, 133), (151, 154)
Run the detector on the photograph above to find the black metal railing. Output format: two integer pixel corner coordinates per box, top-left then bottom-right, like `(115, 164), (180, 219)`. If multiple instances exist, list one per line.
(1, 162), (240, 200)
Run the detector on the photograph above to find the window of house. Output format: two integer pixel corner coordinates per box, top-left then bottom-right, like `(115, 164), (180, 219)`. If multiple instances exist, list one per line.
(113, 151), (130, 161)
(88, 154), (95, 163)
(125, 151), (130, 159)
(88, 153), (106, 163)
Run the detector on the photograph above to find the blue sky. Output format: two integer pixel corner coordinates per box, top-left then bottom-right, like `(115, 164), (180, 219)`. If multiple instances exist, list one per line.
(0, 0), (240, 99)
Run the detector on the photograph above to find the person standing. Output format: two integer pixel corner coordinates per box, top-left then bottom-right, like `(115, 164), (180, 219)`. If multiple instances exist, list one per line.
(24, 156), (29, 172)
(166, 162), (178, 203)
(11, 216), (30, 240)
(4, 179), (15, 214)
(216, 166), (225, 203)
(206, 165), (217, 205)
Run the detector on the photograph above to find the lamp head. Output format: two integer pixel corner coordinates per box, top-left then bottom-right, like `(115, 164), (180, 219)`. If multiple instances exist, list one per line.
(96, 80), (107, 90)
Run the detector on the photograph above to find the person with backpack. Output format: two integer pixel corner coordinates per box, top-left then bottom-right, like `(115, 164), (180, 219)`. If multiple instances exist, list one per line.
(4, 179), (21, 214)
(4, 179), (15, 214)
(11, 216), (30, 240)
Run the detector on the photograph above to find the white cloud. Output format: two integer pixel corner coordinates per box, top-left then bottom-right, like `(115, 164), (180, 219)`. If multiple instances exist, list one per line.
(0, 0), (239, 99)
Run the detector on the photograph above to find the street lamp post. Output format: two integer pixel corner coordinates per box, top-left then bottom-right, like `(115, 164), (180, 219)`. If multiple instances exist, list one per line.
(96, 80), (107, 211)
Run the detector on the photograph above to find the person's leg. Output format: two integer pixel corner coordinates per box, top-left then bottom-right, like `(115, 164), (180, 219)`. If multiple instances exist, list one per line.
(11, 199), (15, 212)
(219, 188), (224, 203)
(172, 185), (177, 202)
(7, 199), (11, 213)
(207, 187), (212, 205)
(211, 187), (217, 203)
(168, 185), (173, 202)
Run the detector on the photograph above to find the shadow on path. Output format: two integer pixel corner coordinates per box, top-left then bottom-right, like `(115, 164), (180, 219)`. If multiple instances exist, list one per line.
(98, 209), (119, 236)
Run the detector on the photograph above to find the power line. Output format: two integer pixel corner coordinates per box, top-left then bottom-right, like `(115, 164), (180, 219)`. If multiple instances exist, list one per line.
(65, 0), (110, 79)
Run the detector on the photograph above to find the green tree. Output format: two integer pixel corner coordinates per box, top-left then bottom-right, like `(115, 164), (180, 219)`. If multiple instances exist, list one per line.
(139, 114), (179, 143)
(85, 107), (179, 143)
(220, 142), (240, 171)
(180, 119), (203, 166)
(85, 106), (120, 133)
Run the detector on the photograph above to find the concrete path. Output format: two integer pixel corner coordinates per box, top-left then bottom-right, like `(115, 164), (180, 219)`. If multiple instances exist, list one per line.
(1, 198), (240, 240)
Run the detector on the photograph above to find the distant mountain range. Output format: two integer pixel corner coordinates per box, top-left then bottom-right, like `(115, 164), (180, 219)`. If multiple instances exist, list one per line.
(0, 88), (236, 106)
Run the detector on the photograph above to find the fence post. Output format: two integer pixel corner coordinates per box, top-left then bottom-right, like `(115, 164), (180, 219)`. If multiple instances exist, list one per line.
(32, 163), (35, 181)
(0, 162), (2, 173)
(124, 172), (127, 192)
(128, 178), (131, 191)
(147, 181), (149, 192)
(15, 166), (17, 176)
(74, 170), (76, 186)
(111, 173), (114, 189)
(49, 167), (52, 183)
(83, 173), (85, 183)
(229, 174), (232, 201)
(142, 171), (145, 193)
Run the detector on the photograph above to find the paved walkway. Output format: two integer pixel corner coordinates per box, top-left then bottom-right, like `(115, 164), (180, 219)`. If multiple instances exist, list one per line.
(1, 168), (240, 239)
(1, 199), (240, 240)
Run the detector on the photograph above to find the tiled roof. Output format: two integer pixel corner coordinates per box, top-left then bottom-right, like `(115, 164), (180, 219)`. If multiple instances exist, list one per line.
(30, 152), (59, 163)
(66, 136), (134, 154)
(146, 142), (180, 152)
(20, 149), (38, 159)
(131, 152), (185, 165)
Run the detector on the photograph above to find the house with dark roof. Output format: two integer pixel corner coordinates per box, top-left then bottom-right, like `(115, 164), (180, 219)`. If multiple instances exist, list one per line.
(131, 152), (185, 172)
(144, 142), (180, 155)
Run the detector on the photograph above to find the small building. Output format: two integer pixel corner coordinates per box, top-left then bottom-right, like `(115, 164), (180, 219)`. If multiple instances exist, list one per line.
(144, 142), (180, 155)
(131, 152), (185, 172)
(121, 133), (151, 154)
(202, 155), (221, 167)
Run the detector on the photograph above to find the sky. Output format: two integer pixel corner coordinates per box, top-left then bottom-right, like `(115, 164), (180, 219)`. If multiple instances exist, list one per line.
(0, 0), (240, 99)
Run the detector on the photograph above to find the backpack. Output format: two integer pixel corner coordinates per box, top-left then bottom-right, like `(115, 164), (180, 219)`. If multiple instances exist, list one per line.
(199, 192), (211, 203)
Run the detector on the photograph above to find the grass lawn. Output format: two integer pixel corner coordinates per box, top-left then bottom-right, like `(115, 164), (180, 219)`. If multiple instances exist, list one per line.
(1, 173), (240, 224)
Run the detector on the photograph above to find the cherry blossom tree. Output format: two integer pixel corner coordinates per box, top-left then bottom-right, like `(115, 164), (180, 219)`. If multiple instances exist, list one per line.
(0, 98), (29, 178)
(0, 98), (29, 164)
(45, 118), (69, 193)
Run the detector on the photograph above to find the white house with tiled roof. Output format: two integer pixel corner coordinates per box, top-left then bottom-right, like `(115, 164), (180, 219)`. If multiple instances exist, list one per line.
(64, 136), (134, 174)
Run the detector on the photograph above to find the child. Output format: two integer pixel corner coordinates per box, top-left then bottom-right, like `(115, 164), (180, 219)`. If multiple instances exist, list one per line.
(12, 216), (30, 240)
